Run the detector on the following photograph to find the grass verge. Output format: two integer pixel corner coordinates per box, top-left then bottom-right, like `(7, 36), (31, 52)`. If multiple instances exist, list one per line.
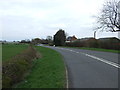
(16, 46), (66, 88)
(60, 46), (120, 53)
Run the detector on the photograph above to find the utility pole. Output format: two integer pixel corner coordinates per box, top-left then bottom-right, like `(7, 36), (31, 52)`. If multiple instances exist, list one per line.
(118, 1), (120, 25)
(94, 31), (96, 39)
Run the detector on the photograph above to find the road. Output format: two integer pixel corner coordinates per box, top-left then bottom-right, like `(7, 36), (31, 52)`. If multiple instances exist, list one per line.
(43, 46), (119, 88)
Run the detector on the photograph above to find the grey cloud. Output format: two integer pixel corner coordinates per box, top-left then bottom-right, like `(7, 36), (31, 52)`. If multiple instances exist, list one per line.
(1, 0), (119, 41)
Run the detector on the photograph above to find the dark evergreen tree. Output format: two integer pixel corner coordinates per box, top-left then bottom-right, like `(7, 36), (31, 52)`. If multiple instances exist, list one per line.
(53, 29), (66, 46)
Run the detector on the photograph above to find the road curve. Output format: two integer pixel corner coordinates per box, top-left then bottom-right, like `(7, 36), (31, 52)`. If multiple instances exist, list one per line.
(43, 46), (119, 88)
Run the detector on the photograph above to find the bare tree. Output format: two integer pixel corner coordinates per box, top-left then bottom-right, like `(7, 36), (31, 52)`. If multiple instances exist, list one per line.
(96, 0), (120, 32)
(46, 36), (52, 41)
(65, 32), (69, 38)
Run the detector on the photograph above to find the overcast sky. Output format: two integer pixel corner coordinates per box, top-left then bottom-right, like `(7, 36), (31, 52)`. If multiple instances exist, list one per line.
(0, 0), (119, 41)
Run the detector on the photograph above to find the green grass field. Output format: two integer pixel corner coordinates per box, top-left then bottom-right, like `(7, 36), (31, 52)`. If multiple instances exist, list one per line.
(2, 44), (28, 61)
(16, 46), (66, 88)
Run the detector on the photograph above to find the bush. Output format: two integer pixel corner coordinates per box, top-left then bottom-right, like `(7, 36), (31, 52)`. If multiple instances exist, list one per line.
(49, 43), (54, 46)
(2, 75), (12, 88)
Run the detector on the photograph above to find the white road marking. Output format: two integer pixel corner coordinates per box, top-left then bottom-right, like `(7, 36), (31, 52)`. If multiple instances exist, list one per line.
(56, 47), (120, 69)
(65, 66), (69, 88)
(85, 53), (120, 68)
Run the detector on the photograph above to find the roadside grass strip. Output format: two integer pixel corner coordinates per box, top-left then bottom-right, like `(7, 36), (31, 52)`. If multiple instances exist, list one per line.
(79, 47), (120, 53)
(60, 46), (120, 53)
(16, 46), (66, 88)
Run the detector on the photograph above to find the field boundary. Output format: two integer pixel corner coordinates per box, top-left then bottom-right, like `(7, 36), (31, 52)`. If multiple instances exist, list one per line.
(2, 45), (39, 88)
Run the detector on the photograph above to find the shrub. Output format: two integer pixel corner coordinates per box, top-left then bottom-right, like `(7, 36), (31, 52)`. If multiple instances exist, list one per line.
(2, 75), (12, 88)
(49, 43), (54, 46)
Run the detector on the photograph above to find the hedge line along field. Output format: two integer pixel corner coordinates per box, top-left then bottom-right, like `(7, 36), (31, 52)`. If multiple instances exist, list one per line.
(2, 44), (28, 61)
(16, 46), (66, 88)
(2, 44), (38, 88)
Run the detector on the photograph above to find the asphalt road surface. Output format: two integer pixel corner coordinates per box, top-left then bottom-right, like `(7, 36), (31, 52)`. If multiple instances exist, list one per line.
(42, 45), (119, 88)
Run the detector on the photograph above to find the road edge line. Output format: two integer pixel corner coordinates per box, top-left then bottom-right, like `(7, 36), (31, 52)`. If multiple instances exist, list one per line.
(65, 65), (69, 88)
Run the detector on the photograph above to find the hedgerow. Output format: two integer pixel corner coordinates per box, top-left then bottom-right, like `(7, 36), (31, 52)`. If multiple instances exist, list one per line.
(2, 45), (40, 88)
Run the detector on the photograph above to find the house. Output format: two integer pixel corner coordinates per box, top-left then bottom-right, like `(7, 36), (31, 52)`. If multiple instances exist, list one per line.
(66, 35), (77, 42)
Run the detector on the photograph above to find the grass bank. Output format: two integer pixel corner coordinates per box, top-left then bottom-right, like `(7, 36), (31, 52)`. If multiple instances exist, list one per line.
(60, 46), (120, 53)
(2, 44), (28, 61)
(16, 46), (66, 88)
